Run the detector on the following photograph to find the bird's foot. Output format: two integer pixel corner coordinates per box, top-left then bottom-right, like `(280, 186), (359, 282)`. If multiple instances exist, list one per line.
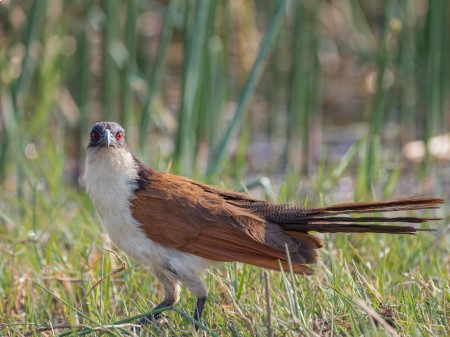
(130, 314), (171, 335)
(137, 299), (173, 326)
(137, 314), (155, 326)
(137, 313), (169, 326)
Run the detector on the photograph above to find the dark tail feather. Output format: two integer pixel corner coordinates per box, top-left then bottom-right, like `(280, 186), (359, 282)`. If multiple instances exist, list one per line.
(291, 216), (440, 224)
(244, 196), (443, 234)
(316, 197), (444, 214)
(275, 197), (444, 235)
(283, 223), (435, 234)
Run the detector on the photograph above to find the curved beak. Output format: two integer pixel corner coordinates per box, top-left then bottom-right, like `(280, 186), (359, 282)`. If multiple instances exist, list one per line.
(100, 129), (111, 148)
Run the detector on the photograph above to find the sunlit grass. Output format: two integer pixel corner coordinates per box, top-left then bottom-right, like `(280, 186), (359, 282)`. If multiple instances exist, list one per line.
(1, 0), (449, 336)
(1, 184), (448, 336)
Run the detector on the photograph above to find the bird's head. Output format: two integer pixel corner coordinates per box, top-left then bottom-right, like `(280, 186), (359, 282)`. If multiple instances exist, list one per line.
(88, 121), (127, 150)
(84, 121), (137, 188)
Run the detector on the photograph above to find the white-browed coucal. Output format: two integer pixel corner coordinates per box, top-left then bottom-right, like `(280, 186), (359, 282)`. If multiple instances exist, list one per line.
(83, 121), (443, 326)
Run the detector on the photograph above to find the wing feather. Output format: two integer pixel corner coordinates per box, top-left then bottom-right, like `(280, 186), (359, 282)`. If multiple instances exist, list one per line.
(130, 170), (315, 274)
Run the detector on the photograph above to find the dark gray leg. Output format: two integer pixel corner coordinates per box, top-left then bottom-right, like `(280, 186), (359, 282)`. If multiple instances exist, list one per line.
(138, 272), (180, 326)
(193, 296), (207, 323)
(182, 275), (208, 329)
(180, 274), (208, 330)
(138, 299), (174, 325)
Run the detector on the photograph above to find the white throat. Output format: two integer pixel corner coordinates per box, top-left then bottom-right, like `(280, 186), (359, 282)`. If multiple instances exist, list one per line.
(83, 147), (147, 260)
(84, 147), (138, 215)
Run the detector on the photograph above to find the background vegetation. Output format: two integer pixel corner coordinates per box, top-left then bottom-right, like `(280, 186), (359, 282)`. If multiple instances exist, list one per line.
(0, 0), (449, 336)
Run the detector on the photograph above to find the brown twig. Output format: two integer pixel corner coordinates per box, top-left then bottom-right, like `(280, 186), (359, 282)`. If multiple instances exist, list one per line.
(22, 322), (138, 336)
(354, 298), (400, 337)
(77, 247), (126, 310)
(264, 271), (273, 337)
(42, 276), (84, 282)
(23, 323), (90, 336)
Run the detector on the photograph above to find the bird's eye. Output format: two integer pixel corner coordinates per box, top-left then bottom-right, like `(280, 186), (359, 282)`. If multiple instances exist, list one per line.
(116, 132), (124, 141)
(91, 132), (100, 142)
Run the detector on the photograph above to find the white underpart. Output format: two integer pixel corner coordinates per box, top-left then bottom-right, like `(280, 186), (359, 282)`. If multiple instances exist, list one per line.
(84, 147), (214, 296)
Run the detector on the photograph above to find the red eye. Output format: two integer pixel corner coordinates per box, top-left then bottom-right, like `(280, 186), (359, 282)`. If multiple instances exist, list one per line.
(116, 132), (123, 141)
(91, 132), (99, 142)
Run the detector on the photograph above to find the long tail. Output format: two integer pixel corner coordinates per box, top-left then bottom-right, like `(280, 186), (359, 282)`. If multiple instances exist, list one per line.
(247, 197), (444, 234)
(230, 196), (444, 272)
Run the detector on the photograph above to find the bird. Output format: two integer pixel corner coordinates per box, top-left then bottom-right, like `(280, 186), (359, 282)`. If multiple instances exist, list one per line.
(83, 121), (443, 328)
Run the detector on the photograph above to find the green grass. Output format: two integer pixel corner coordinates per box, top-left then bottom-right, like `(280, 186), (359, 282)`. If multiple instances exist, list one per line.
(1, 0), (449, 336)
(0, 185), (448, 336)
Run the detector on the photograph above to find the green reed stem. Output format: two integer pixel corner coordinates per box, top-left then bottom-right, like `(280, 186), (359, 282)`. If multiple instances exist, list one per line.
(206, 0), (288, 177)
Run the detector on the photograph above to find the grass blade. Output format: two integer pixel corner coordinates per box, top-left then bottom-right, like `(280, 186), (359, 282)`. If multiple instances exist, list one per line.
(206, 0), (288, 177)
(139, 0), (180, 152)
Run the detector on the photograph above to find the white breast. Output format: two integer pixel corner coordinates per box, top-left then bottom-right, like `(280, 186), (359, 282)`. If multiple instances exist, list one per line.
(83, 147), (214, 277)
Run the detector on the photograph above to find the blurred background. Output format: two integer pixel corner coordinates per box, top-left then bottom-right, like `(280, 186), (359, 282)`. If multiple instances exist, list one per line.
(1, 2), (449, 335)
(1, 0), (449, 204)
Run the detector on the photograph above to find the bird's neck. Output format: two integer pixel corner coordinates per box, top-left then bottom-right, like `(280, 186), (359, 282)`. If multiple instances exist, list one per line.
(83, 147), (139, 215)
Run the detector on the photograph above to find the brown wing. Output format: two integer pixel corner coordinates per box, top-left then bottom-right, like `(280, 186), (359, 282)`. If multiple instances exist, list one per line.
(130, 170), (315, 275)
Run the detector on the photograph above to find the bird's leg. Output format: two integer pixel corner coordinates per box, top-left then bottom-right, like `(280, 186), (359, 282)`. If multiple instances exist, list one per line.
(138, 299), (174, 324)
(193, 296), (207, 322)
(183, 276), (208, 330)
(138, 273), (180, 325)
